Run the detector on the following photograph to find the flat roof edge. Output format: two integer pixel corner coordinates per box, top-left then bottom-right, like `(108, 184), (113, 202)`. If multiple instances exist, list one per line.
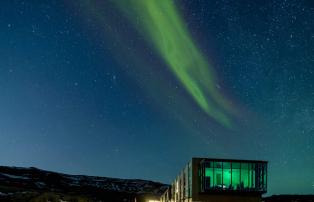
(192, 157), (268, 163)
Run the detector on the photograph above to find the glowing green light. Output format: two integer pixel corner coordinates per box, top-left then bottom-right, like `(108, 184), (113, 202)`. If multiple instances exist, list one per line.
(114, 0), (234, 127)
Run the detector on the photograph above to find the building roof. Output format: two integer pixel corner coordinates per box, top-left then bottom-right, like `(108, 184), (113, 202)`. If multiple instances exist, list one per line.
(194, 157), (268, 163)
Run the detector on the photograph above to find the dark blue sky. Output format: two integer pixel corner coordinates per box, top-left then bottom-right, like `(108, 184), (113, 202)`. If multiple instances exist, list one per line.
(0, 0), (313, 195)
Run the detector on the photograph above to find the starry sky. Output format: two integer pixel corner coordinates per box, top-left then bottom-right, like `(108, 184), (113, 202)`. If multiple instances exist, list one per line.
(0, 0), (313, 195)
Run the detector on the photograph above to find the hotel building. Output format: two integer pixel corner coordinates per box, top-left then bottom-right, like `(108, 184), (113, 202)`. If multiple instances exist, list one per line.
(160, 158), (267, 202)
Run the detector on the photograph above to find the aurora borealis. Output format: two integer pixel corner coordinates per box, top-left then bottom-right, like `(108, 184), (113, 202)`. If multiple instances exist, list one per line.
(114, 0), (234, 128)
(0, 0), (314, 196)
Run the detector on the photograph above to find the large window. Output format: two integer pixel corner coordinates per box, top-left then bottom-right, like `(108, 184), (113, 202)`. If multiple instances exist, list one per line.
(256, 163), (267, 191)
(241, 163), (249, 189)
(249, 163), (255, 189)
(201, 159), (267, 193)
(213, 162), (223, 188)
(204, 162), (213, 189)
(223, 162), (231, 189)
(231, 162), (241, 190)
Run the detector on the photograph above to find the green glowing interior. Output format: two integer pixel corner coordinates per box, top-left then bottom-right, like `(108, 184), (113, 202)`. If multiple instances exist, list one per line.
(202, 161), (267, 191)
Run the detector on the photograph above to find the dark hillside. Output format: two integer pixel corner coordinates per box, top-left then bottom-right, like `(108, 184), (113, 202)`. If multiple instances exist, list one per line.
(0, 166), (168, 202)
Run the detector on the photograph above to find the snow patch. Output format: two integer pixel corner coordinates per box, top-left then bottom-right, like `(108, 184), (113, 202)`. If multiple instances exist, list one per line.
(0, 173), (30, 180)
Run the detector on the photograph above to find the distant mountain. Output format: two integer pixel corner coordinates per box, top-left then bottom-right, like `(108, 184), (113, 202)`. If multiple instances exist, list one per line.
(0, 166), (168, 202)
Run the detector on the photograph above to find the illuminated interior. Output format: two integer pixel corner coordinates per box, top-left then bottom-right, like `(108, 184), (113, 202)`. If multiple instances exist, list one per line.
(200, 159), (267, 192)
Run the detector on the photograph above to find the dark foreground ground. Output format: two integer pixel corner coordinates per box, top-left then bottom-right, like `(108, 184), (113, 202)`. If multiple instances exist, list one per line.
(263, 195), (314, 202)
(0, 166), (313, 202)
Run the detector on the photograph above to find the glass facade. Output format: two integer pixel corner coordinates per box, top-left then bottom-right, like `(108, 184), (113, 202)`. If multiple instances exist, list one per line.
(200, 159), (267, 193)
(173, 162), (192, 202)
(231, 162), (241, 189)
(223, 162), (231, 189)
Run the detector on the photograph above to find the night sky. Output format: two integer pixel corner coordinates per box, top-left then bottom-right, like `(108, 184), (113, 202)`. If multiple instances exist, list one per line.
(0, 0), (314, 195)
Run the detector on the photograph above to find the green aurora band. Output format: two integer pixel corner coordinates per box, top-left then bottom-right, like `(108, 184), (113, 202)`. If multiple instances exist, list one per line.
(114, 0), (234, 128)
